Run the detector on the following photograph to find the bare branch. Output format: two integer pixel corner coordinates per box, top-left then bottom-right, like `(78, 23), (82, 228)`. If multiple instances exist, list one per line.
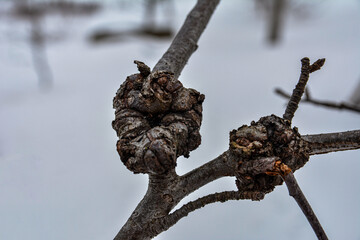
(283, 58), (325, 122)
(302, 130), (360, 155)
(177, 151), (237, 196)
(148, 191), (265, 238)
(309, 58), (326, 73)
(275, 88), (360, 113)
(281, 58), (329, 239)
(153, 0), (220, 78)
(283, 172), (328, 240)
(267, 0), (286, 44)
(112, 0), (357, 235)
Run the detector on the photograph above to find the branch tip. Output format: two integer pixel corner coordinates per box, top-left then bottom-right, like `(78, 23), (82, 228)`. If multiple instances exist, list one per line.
(310, 58), (326, 73)
(134, 60), (151, 77)
(283, 57), (326, 122)
(284, 172), (329, 240)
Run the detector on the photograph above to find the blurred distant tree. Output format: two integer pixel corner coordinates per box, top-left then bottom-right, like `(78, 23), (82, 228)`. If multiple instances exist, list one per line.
(10, 0), (99, 89)
(89, 0), (174, 43)
(111, 1), (359, 240)
(350, 80), (360, 106)
(256, 0), (287, 44)
(13, 0), (53, 89)
(275, 81), (360, 114)
(267, 0), (286, 44)
(255, 0), (287, 44)
(255, 0), (317, 45)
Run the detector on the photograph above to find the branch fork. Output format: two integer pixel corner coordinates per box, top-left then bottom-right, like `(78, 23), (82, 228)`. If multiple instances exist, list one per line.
(110, 0), (359, 238)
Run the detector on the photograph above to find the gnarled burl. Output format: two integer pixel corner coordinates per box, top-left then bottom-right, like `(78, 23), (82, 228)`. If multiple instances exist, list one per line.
(112, 61), (204, 175)
(230, 115), (310, 192)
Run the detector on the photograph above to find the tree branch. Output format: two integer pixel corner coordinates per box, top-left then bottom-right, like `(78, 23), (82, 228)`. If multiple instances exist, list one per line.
(112, 0), (359, 235)
(275, 88), (360, 113)
(284, 172), (328, 240)
(153, 0), (220, 78)
(283, 58), (325, 122)
(302, 130), (360, 155)
(148, 190), (264, 238)
(280, 57), (329, 239)
(176, 151), (237, 196)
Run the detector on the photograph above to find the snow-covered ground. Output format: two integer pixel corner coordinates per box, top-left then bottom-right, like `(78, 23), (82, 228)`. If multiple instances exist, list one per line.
(1, 1), (359, 239)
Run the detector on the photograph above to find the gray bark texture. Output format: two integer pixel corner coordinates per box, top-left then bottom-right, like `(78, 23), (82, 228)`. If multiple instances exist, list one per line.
(153, 0), (220, 78)
(111, 1), (360, 239)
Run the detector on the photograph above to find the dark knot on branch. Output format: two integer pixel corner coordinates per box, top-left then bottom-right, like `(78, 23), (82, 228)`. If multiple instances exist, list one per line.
(112, 61), (205, 175)
(229, 115), (310, 192)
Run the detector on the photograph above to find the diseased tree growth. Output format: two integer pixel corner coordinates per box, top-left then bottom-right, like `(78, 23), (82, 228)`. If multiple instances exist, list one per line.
(111, 1), (360, 239)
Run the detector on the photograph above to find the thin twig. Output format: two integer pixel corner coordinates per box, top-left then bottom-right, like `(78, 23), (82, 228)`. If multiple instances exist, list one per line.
(275, 88), (360, 114)
(283, 172), (328, 240)
(281, 57), (328, 239)
(283, 58), (325, 122)
(149, 191), (264, 238)
(153, 0), (220, 78)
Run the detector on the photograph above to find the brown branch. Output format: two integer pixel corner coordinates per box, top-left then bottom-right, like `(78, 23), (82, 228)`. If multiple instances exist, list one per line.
(281, 58), (329, 239)
(112, 0), (358, 235)
(283, 58), (325, 122)
(247, 157), (328, 239)
(148, 191), (264, 238)
(302, 130), (360, 155)
(177, 151), (237, 196)
(153, 0), (220, 78)
(112, 2), (223, 238)
(275, 88), (360, 114)
(283, 172), (328, 240)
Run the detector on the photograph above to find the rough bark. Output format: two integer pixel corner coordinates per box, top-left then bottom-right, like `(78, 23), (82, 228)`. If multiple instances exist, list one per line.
(111, 1), (360, 239)
(280, 57), (329, 239)
(303, 130), (360, 155)
(112, 63), (204, 175)
(283, 58), (325, 122)
(153, 0), (220, 78)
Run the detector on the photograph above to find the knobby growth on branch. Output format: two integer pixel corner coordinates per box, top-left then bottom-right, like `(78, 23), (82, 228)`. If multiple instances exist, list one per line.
(110, 1), (360, 239)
